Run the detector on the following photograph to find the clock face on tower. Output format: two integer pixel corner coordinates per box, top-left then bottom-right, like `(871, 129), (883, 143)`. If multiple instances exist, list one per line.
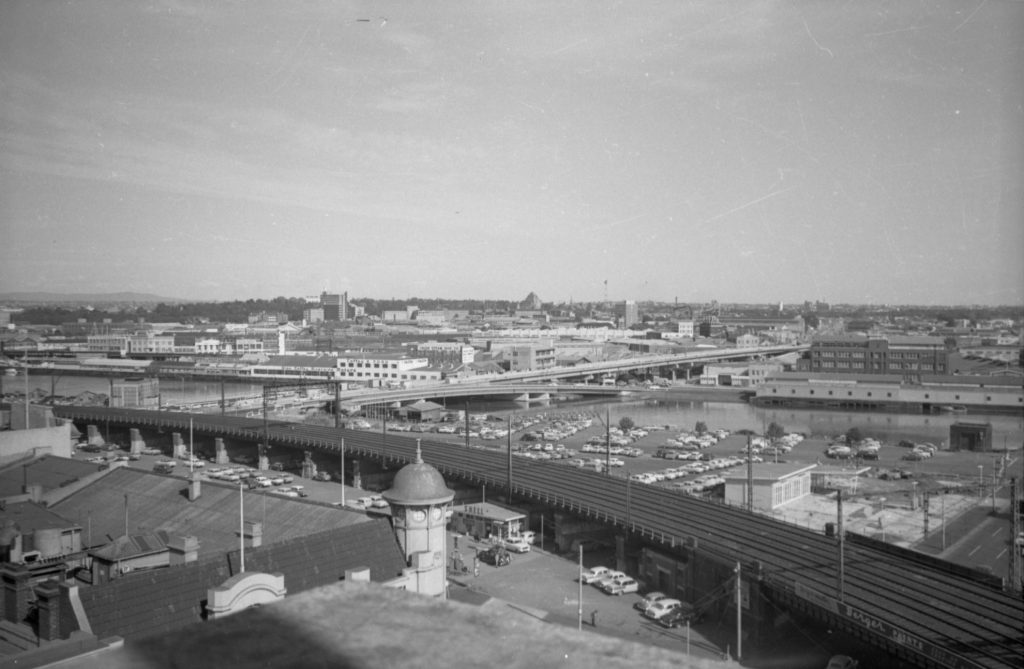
(431, 507), (443, 521)
(409, 509), (426, 523)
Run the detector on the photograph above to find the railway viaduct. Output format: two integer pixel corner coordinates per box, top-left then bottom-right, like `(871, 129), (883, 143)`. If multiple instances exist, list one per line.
(54, 406), (1024, 669)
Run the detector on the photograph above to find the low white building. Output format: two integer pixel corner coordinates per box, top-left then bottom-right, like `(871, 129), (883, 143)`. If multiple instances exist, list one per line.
(724, 463), (816, 511)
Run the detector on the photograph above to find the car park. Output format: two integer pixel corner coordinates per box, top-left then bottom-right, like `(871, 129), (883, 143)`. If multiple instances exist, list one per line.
(643, 598), (683, 620)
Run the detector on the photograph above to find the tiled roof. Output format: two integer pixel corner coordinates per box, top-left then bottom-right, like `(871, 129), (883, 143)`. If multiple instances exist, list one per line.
(78, 520), (407, 641)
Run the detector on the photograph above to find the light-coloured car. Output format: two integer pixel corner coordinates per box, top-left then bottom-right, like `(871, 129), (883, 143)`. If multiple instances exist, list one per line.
(591, 570), (626, 589)
(634, 591), (669, 613)
(601, 576), (639, 595)
(580, 566), (610, 584)
(502, 537), (531, 553)
(644, 598), (683, 620)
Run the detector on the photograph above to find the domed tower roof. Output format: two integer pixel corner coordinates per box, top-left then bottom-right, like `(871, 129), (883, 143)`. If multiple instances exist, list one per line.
(383, 442), (454, 506)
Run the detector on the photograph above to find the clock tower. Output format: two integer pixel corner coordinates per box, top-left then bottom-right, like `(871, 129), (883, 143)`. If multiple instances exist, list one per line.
(382, 441), (454, 598)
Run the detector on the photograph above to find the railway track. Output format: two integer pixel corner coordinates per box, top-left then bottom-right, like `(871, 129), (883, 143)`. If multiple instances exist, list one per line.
(54, 407), (1024, 669)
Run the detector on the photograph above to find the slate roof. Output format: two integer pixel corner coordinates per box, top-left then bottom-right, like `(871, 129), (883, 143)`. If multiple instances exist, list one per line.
(0, 455), (100, 498)
(50, 468), (371, 555)
(90, 530), (171, 561)
(78, 520), (407, 642)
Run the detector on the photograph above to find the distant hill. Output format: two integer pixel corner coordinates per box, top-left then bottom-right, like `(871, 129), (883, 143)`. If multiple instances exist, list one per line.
(0, 292), (186, 304)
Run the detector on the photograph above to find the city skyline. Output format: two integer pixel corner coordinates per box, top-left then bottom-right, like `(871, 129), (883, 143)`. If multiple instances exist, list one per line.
(2, 1), (1022, 306)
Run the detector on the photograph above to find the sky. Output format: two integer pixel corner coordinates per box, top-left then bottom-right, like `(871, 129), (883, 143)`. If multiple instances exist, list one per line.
(1, 0), (1022, 306)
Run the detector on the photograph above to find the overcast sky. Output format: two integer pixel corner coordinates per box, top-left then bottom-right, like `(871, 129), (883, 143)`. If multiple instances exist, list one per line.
(1, 0), (1021, 305)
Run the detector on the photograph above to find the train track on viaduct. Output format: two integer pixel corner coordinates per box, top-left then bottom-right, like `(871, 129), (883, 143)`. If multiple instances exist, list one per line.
(53, 407), (1023, 669)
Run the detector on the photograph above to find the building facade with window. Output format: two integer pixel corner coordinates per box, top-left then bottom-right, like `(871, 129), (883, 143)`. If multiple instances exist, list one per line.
(805, 335), (948, 375)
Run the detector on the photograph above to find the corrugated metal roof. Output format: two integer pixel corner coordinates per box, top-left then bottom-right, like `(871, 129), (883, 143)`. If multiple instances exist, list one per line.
(50, 468), (371, 556)
(0, 455), (102, 498)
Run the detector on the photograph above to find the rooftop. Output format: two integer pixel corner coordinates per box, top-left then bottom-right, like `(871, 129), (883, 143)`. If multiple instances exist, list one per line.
(49, 468), (370, 556)
(61, 581), (731, 669)
(0, 455), (101, 498)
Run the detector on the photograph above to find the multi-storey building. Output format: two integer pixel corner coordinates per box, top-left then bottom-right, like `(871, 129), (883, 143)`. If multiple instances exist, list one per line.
(249, 352), (440, 386)
(623, 300), (639, 328)
(415, 341), (475, 366)
(805, 335), (948, 375)
(505, 341), (556, 372)
(320, 292), (348, 321)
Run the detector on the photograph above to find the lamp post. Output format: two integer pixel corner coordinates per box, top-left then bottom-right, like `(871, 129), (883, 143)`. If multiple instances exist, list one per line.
(978, 465), (984, 492)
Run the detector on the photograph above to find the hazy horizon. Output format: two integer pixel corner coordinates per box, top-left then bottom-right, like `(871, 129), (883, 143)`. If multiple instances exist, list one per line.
(2, 1), (1022, 305)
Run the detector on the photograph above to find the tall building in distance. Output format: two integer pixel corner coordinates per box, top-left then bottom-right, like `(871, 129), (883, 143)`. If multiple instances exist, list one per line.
(320, 291), (348, 321)
(623, 300), (639, 328)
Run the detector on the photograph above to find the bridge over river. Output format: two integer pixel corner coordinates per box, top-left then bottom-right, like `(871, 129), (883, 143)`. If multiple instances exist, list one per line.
(54, 406), (1024, 669)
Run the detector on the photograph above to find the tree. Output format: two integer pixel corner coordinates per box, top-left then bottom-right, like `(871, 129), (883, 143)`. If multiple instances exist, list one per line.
(766, 422), (786, 440)
(618, 417), (635, 432)
(695, 421), (708, 435)
(845, 427), (864, 445)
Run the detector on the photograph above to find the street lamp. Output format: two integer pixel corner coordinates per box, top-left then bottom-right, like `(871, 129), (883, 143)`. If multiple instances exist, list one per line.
(978, 465), (984, 489)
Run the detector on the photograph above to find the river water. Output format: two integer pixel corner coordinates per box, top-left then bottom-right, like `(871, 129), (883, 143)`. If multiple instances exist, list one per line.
(26, 375), (1024, 448)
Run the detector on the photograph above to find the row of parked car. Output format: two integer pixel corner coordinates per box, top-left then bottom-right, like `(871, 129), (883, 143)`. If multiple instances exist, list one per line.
(579, 566), (639, 596)
(578, 567), (704, 626)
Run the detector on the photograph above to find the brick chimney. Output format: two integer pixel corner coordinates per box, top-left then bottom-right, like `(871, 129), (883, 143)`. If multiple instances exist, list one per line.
(34, 580), (62, 641)
(0, 564), (32, 623)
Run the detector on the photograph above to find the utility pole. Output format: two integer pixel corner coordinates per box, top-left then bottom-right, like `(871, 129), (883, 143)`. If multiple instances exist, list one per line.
(735, 561), (742, 661)
(746, 435), (753, 512)
(837, 489), (845, 603)
(1010, 477), (1021, 595)
(605, 407), (611, 474)
(340, 438), (346, 507)
(506, 415), (513, 505)
(577, 545), (583, 631)
(239, 481), (245, 573)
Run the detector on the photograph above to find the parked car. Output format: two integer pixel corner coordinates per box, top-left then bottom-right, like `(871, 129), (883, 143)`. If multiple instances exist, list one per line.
(591, 570), (626, 589)
(643, 598), (683, 620)
(825, 656), (858, 669)
(580, 566), (610, 584)
(502, 537), (531, 553)
(601, 576), (639, 596)
(634, 591), (670, 613)
(518, 530), (536, 545)
(477, 546), (511, 567)
(657, 603), (704, 628)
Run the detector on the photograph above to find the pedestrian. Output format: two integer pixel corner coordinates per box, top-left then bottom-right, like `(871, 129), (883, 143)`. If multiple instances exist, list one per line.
(590, 610), (597, 628)
(454, 535), (459, 550)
